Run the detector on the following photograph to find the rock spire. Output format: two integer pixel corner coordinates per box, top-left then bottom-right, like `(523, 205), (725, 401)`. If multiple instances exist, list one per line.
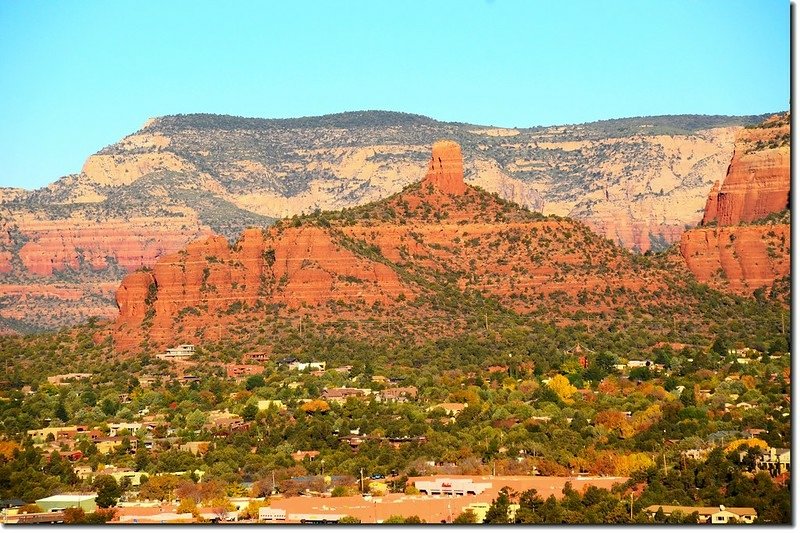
(422, 140), (466, 195)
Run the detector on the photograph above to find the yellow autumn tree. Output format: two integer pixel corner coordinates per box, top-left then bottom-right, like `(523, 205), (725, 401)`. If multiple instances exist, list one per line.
(617, 452), (655, 475)
(631, 403), (662, 433)
(724, 438), (769, 453)
(0, 441), (19, 460)
(547, 374), (577, 404)
(300, 399), (330, 413)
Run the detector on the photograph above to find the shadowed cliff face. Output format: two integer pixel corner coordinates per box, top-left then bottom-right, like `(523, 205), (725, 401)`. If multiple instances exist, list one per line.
(113, 141), (705, 351)
(681, 113), (790, 296)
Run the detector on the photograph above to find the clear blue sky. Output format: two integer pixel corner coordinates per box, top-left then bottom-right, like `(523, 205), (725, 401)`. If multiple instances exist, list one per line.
(0, 0), (789, 189)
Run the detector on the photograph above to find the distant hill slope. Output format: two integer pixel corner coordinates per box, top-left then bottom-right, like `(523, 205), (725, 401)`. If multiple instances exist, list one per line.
(0, 110), (772, 332)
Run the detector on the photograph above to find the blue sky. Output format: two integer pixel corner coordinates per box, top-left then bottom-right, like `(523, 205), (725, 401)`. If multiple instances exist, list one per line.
(0, 0), (789, 189)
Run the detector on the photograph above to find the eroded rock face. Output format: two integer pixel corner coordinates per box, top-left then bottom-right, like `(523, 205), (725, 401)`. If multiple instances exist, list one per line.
(117, 270), (156, 320)
(681, 113), (790, 295)
(702, 115), (790, 226)
(423, 140), (466, 195)
(113, 141), (689, 350)
(0, 113), (770, 332)
(13, 218), (209, 276)
(680, 225), (789, 293)
(114, 224), (408, 345)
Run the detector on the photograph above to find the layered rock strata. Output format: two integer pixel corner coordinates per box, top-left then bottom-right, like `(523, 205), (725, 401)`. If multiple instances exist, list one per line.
(681, 113), (790, 295)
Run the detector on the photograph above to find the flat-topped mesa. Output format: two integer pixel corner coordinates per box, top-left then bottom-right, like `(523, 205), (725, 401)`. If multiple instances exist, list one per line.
(422, 140), (466, 195)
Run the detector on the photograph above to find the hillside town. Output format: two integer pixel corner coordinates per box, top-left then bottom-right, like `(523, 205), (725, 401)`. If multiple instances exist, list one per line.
(0, 333), (791, 524)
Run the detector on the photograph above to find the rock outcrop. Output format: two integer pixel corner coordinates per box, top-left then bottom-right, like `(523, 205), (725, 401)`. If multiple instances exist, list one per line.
(422, 140), (466, 195)
(701, 115), (790, 226)
(680, 224), (789, 293)
(14, 218), (210, 276)
(113, 141), (693, 350)
(681, 113), (790, 295)
(0, 111), (774, 331)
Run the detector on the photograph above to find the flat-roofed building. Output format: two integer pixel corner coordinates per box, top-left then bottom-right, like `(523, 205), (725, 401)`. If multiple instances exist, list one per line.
(47, 373), (92, 386)
(108, 422), (142, 437)
(226, 364), (265, 379)
(258, 507), (287, 522)
(156, 344), (195, 361)
(644, 505), (757, 524)
(415, 478), (492, 496)
(35, 493), (97, 513)
(27, 426), (89, 442)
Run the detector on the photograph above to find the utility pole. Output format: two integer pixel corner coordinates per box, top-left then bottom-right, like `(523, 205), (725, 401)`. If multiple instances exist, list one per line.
(630, 493), (634, 521)
(484, 313), (489, 331)
(360, 467), (364, 494)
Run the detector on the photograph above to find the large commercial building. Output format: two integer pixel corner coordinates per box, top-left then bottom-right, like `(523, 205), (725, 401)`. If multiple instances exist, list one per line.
(414, 478), (492, 496)
(35, 493), (97, 513)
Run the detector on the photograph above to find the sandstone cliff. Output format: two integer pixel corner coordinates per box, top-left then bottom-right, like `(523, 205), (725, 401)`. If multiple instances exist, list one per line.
(680, 223), (789, 293)
(680, 113), (790, 296)
(0, 111), (773, 331)
(113, 141), (699, 350)
(701, 114), (790, 226)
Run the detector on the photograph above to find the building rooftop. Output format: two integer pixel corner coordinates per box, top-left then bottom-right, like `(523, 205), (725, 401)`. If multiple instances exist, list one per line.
(36, 493), (97, 502)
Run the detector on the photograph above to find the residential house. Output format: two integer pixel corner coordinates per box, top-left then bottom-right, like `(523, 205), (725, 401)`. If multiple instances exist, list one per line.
(681, 449), (708, 461)
(289, 361), (326, 372)
(257, 400), (286, 411)
(760, 448), (790, 476)
(248, 352), (271, 362)
(378, 387), (418, 403)
(179, 441), (211, 456)
(204, 411), (250, 435)
(225, 364), (265, 380)
(27, 426), (89, 442)
(155, 344), (195, 362)
(644, 505), (756, 524)
(108, 422), (142, 437)
(138, 375), (161, 388)
(96, 466), (147, 487)
(291, 450), (320, 462)
(322, 388), (371, 403)
(94, 437), (127, 455)
(74, 465), (94, 480)
(46, 374), (92, 386)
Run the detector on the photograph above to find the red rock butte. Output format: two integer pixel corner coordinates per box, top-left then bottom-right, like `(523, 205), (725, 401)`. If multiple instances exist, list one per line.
(701, 116), (790, 226)
(422, 140), (466, 195)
